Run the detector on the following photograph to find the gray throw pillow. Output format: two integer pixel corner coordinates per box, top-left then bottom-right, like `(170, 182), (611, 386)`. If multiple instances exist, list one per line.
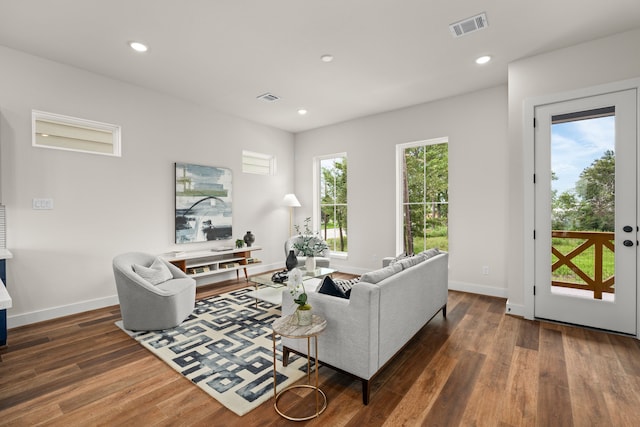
(133, 257), (173, 285)
(360, 263), (402, 284)
(419, 248), (441, 260)
(398, 254), (426, 270)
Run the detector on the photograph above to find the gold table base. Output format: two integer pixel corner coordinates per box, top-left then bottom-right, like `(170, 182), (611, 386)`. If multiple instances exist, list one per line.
(272, 314), (328, 421)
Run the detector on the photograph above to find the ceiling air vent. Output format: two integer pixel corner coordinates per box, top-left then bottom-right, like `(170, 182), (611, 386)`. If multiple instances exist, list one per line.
(257, 92), (280, 102)
(449, 12), (488, 38)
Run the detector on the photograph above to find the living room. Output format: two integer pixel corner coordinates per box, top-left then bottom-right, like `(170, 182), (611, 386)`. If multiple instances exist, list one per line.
(2, 1), (640, 424)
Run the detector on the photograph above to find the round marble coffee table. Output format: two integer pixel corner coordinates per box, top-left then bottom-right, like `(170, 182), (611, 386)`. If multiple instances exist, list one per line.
(271, 314), (327, 421)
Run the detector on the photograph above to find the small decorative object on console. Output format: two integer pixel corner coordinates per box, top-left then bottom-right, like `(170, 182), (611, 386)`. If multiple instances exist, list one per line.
(244, 231), (255, 247)
(235, 239), (245, 248)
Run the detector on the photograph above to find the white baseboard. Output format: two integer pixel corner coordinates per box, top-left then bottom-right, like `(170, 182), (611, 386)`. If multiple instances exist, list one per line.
(8, 295), (120, 329)
(505, 299), (526, 317)
(7, 263), (283, 328)
(448, 280), (508, 298)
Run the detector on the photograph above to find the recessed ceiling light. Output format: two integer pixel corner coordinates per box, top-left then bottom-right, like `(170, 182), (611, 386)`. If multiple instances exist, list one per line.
(475, 55), (491, 65)
(298, 109), (308, 115)
(320, 54), (334, 63)
(129, 41), (149, 53)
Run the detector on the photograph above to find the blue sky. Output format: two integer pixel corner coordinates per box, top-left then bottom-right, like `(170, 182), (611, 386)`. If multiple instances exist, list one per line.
(551, 116), (615, 194)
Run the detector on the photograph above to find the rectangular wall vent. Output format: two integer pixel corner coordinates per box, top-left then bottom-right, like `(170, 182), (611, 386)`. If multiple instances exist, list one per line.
(257, 92), (280, 102)
(449, 12), (488, 38)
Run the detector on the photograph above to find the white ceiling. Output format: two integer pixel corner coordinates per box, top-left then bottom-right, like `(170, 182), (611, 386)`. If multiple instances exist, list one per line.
(1, 0), (639, 133)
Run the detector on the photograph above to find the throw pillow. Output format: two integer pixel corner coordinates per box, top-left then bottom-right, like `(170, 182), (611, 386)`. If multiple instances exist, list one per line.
(317, 276), (349, 299)
(419, 248), (441, 260)
(398, 254), (425, 270)
(360, 263), (402, 284)
(390, 252), (413, 265)
(334, 277), (360, 297)
(133, 257), (173, 285)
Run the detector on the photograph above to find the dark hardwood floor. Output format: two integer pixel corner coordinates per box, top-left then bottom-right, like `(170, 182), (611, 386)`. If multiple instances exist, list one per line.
(2, 274), (640, 426)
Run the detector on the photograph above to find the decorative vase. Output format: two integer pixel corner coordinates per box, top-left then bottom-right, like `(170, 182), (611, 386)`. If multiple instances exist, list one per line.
(297, 308), (313, 326)
(285, 250), (298, 271)
(305, 255), (316, 272)
(243, 231), (255, 247)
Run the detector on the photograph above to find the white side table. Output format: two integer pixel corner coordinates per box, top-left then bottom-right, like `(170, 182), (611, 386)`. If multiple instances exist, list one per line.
(271, 314), (327, 421)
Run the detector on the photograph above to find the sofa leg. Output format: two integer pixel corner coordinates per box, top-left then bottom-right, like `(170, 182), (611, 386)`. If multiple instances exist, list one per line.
(442, 304), (447, 319)
(362, 379), (370, 405)
(282, 346), (290, 367)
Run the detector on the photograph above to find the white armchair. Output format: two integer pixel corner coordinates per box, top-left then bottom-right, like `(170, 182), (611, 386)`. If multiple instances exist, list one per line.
(113, 252), (195, 331)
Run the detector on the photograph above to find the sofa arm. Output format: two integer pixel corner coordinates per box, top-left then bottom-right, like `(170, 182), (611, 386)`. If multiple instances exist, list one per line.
(382, 257), (395, 267)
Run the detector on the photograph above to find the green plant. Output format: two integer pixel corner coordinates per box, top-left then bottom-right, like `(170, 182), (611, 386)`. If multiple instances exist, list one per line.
(287, 268), (310, 310)
(293, 217), (329, 256)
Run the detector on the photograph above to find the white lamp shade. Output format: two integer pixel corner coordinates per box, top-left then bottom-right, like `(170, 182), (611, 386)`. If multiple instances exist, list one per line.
(283, 193), (301, 207)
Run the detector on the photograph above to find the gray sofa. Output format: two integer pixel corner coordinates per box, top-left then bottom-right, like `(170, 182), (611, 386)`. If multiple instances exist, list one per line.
(281, 250), (448, 404)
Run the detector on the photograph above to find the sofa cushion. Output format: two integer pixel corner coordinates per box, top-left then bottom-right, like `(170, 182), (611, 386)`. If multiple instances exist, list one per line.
(418, 248), (441, 260)
(398, 254), (426, 270)
(133, 257), (173, 285)
(360, 262), (403, 284)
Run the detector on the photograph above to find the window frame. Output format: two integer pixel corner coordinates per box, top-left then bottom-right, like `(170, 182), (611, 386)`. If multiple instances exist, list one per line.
(395, 137), (448, 255)
(313, 152), (348, 258)
(32, 110), (121, 157)
(242, 150), (276, 175)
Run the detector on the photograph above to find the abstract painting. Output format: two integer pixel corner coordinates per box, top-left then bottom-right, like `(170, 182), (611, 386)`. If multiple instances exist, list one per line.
(175, 163), (232, 243)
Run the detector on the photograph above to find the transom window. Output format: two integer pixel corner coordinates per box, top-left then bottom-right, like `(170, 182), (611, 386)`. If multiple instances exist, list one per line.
(32, 110), (121, 157)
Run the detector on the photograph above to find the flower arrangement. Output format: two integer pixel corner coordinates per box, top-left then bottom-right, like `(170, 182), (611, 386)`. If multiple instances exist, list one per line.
(293, 217), (329, 257)
(287, 268), (311, 311)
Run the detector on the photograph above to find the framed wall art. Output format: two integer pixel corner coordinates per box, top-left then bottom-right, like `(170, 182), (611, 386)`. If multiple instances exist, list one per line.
(175, 163), (233, 244)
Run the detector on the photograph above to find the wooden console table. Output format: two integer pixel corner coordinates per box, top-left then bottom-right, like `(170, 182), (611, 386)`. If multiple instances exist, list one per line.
(160, 246), (261, 283)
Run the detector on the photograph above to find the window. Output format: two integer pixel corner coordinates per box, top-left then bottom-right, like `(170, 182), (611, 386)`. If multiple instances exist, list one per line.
(242, 150), (276, 175)
(32, 110), (121, 157)
(397, 138), (448, 254)
(315, 153), (348, 254)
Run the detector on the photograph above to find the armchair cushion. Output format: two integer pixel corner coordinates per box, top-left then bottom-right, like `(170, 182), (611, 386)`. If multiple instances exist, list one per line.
(133, 257), (173, 285)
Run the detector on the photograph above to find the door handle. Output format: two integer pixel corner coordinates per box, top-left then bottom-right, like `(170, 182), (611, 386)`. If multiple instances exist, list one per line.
(623, 225), (633, 233)
(623, 240), (635, 247)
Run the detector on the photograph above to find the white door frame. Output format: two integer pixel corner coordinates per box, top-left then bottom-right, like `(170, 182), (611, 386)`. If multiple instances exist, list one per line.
(523, 77), (640, 337)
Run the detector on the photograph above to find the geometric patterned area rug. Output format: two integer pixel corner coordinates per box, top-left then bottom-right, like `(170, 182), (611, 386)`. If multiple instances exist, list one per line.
(115, 287), (307, 416)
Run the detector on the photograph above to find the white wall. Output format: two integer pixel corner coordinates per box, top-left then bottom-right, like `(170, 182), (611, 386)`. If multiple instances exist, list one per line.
(0, 46), (295, 327)
(295, 85), (509, 297)
(507, 28), (640, 314)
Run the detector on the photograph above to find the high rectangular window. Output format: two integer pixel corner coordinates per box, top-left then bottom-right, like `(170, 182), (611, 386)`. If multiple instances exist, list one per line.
(242, 150), (275, 175)
(32, 110), (121, 157)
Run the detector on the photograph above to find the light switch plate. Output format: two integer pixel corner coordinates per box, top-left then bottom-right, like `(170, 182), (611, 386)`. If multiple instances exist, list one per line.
(33, 198), (54, 210)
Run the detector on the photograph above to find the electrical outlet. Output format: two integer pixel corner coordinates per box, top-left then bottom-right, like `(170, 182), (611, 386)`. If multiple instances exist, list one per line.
(482, 266), (489, 275)
(33, 198), (54, 210)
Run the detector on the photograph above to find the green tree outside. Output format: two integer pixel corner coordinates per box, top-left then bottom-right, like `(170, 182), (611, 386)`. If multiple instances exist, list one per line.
(403, 143), (448, 254)
(321, 157), (348, 252)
